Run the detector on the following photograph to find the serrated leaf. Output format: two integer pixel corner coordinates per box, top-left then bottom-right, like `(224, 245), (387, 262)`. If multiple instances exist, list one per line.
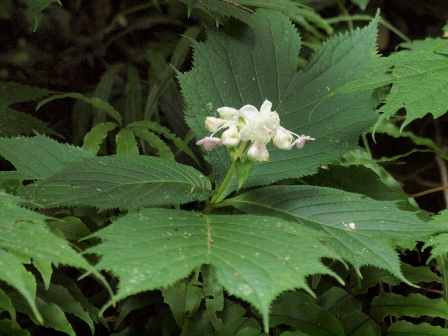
(116, 128), (139, 155)
(132, 128), (174, 159)
(340, 311), (380, 336)
(270, 293), (344, 336)
(226, 185), (444, 284)
(37, 282), (94, 334)
(0, 192), (111, 320)
(82, 122), (118, 155)
(18, 155), (212, 210)
(14, 297), (75, 336)
(0, 319), (31, 336)
(340, 38), (448, 131)
(0, 134), (94, 181)
(38, 93), (122, 125)
(179, 10), (381, 191)
(0, 250), (40, 324)
(87, 208), (341, 328)
(423, 209), (448, 260)
(0, 81), (57, 137)
(0, 288), (16, 323)
(386, 320), (448, 336)
(128, 120), (199, 165)
(371, 293), (448, 322)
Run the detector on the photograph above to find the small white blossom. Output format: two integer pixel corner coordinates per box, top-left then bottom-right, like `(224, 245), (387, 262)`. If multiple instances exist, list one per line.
(273, 127), (294, 150)
(247, 142), (269, 161)
(196, 137), (222, 150)
(292, 135), (315, 149)
(205, 117), (224, 132)
(196, 100), (314, 161)
(221, 124), (241, 147)
(217, 106), (239, 120)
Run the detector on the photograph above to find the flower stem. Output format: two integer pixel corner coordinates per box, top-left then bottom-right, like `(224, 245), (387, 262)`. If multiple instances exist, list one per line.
(203, 141), (248, 214)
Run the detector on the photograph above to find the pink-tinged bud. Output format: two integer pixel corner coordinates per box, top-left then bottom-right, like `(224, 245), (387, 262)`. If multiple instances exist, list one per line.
(291, 135), (315, 149)
(221, 125), (241, 147)
(217, 106), (239, 120)
(205, 117), (224, 132)
(273, 127), (294, 150)
(247, 142), (269, 161)
(196, 137), (222, 150)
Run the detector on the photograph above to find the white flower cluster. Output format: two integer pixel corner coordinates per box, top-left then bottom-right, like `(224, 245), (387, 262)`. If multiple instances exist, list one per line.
(196, 100), (315, 161)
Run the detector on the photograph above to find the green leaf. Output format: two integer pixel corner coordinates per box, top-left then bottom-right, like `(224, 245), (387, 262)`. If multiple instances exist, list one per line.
(371, 293), (448, 322)
(0, 319), (31, 336)
(161, 279), (205, 327)
(0, 81), (57, 137)
(374, 122), (448, 161)
(226, 185), (443, 284)
(423, 210), (448, 259)
(340, 311), (380, 336)
(23, 0), (61, 31)
(179, 10), (381, 191)
(82, 122), (118, 155)
(0, 135), (94, 181)
(179, 0), (255, 27)
(385, 320), (448, 336)
(37, 93), (123, 125)
(235, 158), (253, 191)
(0, 250), (40, 324)
(14, 296), (76, 336)
(116, 129), (139, 155)
(340, 38), (448, 130)
(37, 282), (94, 334)
(18, 156), (213, 210)
(317, 287), (361, 316)
(87, 208), (341, 328)
(270, 292), (344, 336)
(0, 288), (16, 323)
(0, 192), (111, 319)
(132, 128), (174, 159)
(128, 120), (199, 165)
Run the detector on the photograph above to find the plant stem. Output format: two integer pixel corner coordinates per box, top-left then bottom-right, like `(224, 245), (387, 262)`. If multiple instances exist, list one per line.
(203, 141), (248, 214)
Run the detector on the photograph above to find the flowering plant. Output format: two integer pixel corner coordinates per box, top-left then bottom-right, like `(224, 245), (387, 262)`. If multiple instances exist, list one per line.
(197, 100), (314, 161)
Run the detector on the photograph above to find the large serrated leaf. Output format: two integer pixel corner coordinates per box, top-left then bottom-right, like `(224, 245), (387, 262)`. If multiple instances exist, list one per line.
(87, 208), (341, 328)
(18, 155), (213, 210)
(0, 135), (94, 181)
(178, 10), (380, 191)
(371, 293), (448, 321)
(225, 185), (444, 283)
(0, 192), (108, 324)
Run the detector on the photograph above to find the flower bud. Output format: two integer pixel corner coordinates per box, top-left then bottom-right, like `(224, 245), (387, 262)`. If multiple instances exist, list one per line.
(291, 135), (315, 149)
(273, 127), (294, 150)
(217, 107), (239, 120)
(196, 137), (222, 150)
(221, 125), (241, 147)
(205, 117), (224, 132)
(247, 142), (269, 161)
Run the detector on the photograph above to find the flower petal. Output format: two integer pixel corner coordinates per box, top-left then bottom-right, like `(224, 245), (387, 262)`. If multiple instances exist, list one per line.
(259, 100), (272, 113)
(239, 104), (259, 120)
(291, 135), (315, 149)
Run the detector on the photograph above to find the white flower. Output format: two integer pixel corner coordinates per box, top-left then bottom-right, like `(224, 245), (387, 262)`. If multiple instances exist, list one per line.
(196, 100), (315, 161)
(221, 124), (241, 147)
(217, 106), (239, 120)
(291, 135), (315, 149)
(196, 136), (222, 150)
(205, 117), (224, 132)
(239, 100), (280, 144)
(247, 142), (269, 161)
(273, 127), (294, 150)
